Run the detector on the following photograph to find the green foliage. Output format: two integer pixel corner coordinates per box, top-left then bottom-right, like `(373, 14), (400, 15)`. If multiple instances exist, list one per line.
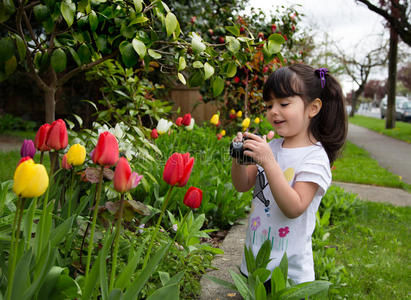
(0, 113), (36, 133)
(208, 240), (331, 299)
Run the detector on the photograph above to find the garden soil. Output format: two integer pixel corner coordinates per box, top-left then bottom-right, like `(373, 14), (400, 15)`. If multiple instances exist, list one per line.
(199, 123), (411, 300)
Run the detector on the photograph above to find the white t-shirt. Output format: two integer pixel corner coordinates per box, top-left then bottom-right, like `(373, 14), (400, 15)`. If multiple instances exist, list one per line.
(240, 138), (331, 284)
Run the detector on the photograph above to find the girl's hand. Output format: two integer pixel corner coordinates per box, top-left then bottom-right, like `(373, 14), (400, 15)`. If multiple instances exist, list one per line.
(243, 132), (275, 167)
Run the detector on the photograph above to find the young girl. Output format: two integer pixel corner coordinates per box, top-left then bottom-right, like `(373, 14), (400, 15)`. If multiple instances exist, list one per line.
(231, 63), (347, 285)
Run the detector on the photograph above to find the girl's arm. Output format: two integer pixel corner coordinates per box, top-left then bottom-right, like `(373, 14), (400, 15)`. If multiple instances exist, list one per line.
(242, 133), (318, 218)
(231, 159), (257, 192)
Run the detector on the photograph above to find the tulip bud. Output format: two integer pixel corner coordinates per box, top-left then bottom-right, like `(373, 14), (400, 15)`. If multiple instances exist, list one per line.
(157, 119), (173, 135)
(242, 118), (250, 130)
(185, 118), (195, 131)
(46, 119), (68, 151)
(20, 139), (36, 158)
(114, 157), (142, 193)
(210, 114), (219, 126)
(216, 133), (223, 140)
(182, 113), (191, 126)
(67, 144), (86, 166)
(92, 131), (119, 166)
(175, 117), (183, 127)
(220, 130), (226, 136)
(236, 111), (243, 118)
(34, 123), (51, 151)
(230, 109), (236, 115)
(254, 117), (260, 124)
(13, 159), (49, 198)
(151, 128), (159, 139)
(61, 154), (72, 170)
(183, 187), (203, 209)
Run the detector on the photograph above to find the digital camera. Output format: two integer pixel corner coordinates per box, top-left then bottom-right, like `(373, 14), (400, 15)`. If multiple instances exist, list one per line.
(229, 135), (260, 165)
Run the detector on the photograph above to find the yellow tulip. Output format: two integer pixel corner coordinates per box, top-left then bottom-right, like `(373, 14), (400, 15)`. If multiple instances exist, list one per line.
(210, 114), (219, 125)
(220, 130), (226, 136)
(242, 118), (250, 130)
(67, 143), (86, 166)
(254, 117), (260, 124)
(230, 109), (236, 115)
(13, 159), (49, 198)
(236, 111), (243, 118)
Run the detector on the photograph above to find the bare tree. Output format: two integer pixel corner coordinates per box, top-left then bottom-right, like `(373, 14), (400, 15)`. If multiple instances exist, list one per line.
(355, 0), (411, 46)
(334, 45), (388, 117)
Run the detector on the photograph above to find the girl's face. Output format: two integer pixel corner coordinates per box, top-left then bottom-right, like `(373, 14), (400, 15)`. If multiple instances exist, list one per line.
(265, 95), (318, 147)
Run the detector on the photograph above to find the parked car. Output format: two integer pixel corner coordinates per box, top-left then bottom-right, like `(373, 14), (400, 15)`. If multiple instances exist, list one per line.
(380, 96), (411, 121)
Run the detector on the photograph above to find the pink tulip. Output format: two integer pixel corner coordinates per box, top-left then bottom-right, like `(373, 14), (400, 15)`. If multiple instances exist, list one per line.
(113, 157), (142, 193)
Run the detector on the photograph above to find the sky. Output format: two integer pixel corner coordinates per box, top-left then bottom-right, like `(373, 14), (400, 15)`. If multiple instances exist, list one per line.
(246, 0), (388, 93)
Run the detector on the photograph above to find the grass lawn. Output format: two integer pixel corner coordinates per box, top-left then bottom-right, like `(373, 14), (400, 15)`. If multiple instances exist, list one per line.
(329, 200), (411, 299)
(349, 115), (411, 143)
(332, 141), (411, 192)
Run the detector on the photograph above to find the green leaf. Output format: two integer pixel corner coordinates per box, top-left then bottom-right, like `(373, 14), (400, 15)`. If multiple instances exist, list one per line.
(114, 241), (144, 289)
(37, 266), (64, 299)
(191, 33), (206, 54)
(229, 271), (251, 299)
(78, 44), (91, 64)
(108, 289), (122, 300)
(158, 271), (170, 287)
(148, 49), (162, 59)
(212, 76), (224, 97)
(178, 56), (186, 71)
(0, 37), (15, 64)
(226, 36), (240, 53)
(50, 48), (67, 73)
(119, 41), (139, 67)
(268, 33), (285, 44)
(255, 239), (272, 269)
(203, 62), (214, 80)
(165, 12), (177, 37)
(68, 47), (81, 66)
(267, 40), (281, 55)
(252, 268), (271, 284)
(122, 243), (171, 300)
(279, 252), (288, 283)
(204, 275), (236, 291)
(49, 274), (81, 300)
(129, 16), (149, 25)
(255, 282), (267, 300)
(225, 25), (240, 37)
(10, 250), (32, 299)
(271, 267), (285, 293)
(132, 39), (146, 59)
(89, 10), (98, 31)
(177, 72), (186, 85)
(146, 283), (179, 300)
(99, 233), (114, 300)
(33, 4), (49, 22)
(60, 0), (76, 27)
(244, 245), (256, 274)
(50, 216), (74, 248)
(225, 62), (237, 78)
(278, 280), (331, 299)
(5, 56), (17, 75)
(188, 70), (204, 87)
(133, 0), (143, 13)
(193, 61), (203, 68)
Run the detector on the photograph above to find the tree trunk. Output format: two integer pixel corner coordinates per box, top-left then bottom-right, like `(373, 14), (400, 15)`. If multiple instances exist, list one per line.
(386, 26), (398, 129)
(350, 87), (364, 117)
(44, 87), (57, 124)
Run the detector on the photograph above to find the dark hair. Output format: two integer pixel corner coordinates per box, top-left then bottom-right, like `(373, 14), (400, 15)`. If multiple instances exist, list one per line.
(263, 63), (347, 164)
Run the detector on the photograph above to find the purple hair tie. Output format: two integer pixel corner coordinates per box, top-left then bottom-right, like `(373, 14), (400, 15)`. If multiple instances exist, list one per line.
(315, 68), (328, 88)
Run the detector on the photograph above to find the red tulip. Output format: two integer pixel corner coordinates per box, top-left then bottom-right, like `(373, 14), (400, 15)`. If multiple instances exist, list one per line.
(61, 154), (72, 170)
(175, 117), (183, 126)
(34, 123), (51, 151)
(182, 113), (191, 126)
(92, 131), (119, 166)
(114, 157), (142, 193)
(163, 152), (194, 187)
(151, 128), (159, 139)
(183, 187), (203, 209)
(46, 119), (68, 151)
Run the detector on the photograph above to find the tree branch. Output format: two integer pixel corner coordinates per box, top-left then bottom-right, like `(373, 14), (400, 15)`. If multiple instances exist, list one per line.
(58, 50), (119, 87)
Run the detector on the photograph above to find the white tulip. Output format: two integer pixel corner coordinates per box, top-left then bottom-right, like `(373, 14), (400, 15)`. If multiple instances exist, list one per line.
(156, 118), (173, 134)
(185, 118), (195, 130)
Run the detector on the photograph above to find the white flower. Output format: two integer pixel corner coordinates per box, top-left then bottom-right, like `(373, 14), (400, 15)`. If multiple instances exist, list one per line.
(138, 224), (145, 234)
(185, 118), (195, 131)
(172, 224), (178, 232)
(156, 118), (173, 134)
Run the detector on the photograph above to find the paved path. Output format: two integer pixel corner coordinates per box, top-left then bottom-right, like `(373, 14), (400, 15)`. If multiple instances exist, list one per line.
(200, 123), (411, 300)
(347, 123), (411, 185)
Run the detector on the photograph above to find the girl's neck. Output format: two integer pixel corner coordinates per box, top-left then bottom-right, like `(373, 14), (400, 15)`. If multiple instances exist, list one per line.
(282, 132), (317, 148)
